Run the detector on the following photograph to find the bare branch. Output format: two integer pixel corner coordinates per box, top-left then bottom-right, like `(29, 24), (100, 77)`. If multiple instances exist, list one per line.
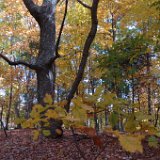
(0, 52), (39, 70)
(55, 0), (68, 57)
(48, 55), (59, 67)
(48, 0), (68, 66)
(77, 0), (91, 9)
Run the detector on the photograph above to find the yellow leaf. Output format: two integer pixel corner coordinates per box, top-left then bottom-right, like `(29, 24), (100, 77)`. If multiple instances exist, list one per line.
(64, 114), (80, 122)
(33, 104), (44, 112)
(45, 109), (59, 119)
(42, 130), (51, 137)
(81, 104), (94, 112)
(119, 134), (144, 153)
(22, 119), (34, 128)
(33, 130), (40, 141)
(44, 94), (53, 105)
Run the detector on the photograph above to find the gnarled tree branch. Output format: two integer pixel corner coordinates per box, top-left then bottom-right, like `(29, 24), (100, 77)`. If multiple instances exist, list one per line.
(0, 52), (40, 70)
(23, 0), (41, 21)
(64, 0), (99, 112)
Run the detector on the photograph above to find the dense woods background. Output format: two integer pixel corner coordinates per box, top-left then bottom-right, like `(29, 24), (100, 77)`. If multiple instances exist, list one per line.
(0, 0), (160, 159)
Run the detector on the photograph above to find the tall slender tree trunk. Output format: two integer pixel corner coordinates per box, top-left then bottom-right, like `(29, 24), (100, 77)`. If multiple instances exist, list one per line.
(14, 100), (21, 129)
(5, 68), (13, 130)
(146, 53), (152, 115)
(0, 104), (4, 129)
(132, 74), (135, 113)
(25, 70), (34, 119)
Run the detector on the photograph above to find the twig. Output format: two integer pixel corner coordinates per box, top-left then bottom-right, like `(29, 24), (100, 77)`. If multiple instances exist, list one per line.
(0, 51), (40, 70)
(77, 0), (91, 9)
(71, 127), (87, 160)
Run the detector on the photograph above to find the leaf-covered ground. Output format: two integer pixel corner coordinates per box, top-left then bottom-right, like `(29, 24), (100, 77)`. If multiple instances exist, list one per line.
(0, 129), (160, 160)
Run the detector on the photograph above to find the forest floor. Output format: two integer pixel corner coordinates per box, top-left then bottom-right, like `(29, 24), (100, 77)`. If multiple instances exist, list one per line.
(0, 129), (160, 160)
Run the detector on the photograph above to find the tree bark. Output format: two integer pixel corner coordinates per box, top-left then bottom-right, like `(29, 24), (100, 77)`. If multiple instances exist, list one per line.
(0, 104), (4, 129)
(14, 100), (21, 129)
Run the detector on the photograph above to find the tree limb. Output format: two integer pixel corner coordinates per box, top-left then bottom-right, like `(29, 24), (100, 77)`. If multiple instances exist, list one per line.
(64, 0), (99, 112)
(77, 0), (91, 9)
(0, 52), (40, 70)
(55, 0), (68, 57)
(48, 0), (68, 66)
(23, 0), (41, 21)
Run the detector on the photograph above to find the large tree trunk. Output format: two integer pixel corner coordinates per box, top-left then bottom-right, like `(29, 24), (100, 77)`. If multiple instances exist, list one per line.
(36, 2), (63, 138)
(36, 67), (63, 138)
(22, 0), (63, 138)
(36, 67), (54, 105)
(36, 3), (56, 105)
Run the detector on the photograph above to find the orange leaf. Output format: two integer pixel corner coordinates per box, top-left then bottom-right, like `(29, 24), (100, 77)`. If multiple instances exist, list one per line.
(92, 136), (104, 149)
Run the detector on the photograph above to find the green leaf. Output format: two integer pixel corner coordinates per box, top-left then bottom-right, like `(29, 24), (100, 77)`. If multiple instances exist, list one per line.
(148, 136), (159, 148)
(42, 130), (51, 137)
